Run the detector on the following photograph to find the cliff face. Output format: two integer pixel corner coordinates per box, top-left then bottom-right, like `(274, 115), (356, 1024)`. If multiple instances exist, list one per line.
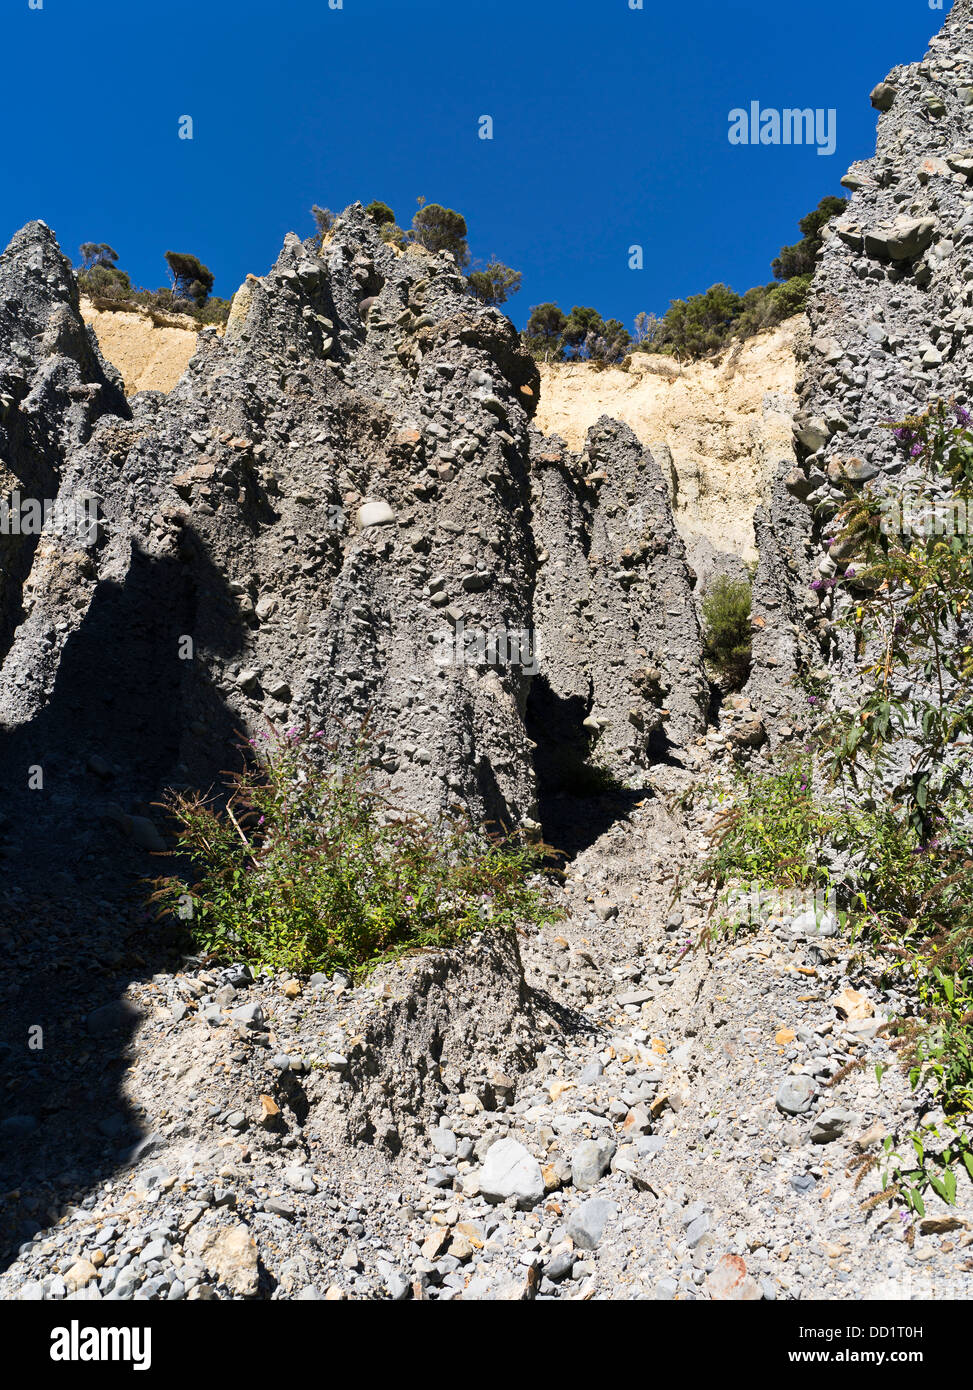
(747, 0), (973, 735)
(8, 0), (971, 870)
(529, 417), (707, 781)
(3, 9), (973, 1311)
(79, 298), (200, 395)
(536, 321), (801, 570)
(0, 207), (706, 874)
(0, 225), (128, 666)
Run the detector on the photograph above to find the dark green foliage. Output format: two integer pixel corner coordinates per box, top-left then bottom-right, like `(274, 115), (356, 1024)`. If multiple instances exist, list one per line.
(657, 284), (744, 360)
(364, 200), (396, 227)
(127, 285), (229, 326)
(164, 251), (215, 307)
(701, 575), (752, 685)
(193, 296), (233, 326)
(768, 274), (812, 318)
(78, 262), (133, 301)
(734, 276), (813, 339)
(79, 242), (119, 270)
(78, 243), (129, 299)
(525, 305), (630, 364)
(596, 318), (631, 363)
(732, 283), (780, 339)
(632, 311), (667, 350)
(468, 259), (523, 306)
(410, 203), (470, 268)
(772, 195), (848, 280)
(524, 302), (568, 361)
(76, 244), (230, 325)
(148, 723), (559, 977)
(380, 221), (409, 249)
(562, 305), (605, 357)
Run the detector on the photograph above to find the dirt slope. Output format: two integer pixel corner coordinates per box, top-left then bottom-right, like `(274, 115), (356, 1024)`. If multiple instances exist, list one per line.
(80, 297), (200, 394)
(536, 320), (802, 564)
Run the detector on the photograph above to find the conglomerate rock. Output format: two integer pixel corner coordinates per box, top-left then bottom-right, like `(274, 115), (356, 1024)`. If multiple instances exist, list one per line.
(747, 0), (973, 736)
(529, 417), (706, 784)
(0, 222), (127, 665)
(0, 205), (706, 875)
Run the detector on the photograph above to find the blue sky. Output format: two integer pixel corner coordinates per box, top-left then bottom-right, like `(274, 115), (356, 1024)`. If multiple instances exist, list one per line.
(2, 0), (953, 330)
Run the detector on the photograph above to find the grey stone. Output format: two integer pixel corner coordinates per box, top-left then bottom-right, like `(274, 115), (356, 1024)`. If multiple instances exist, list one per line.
(357, 500), (396, 529)
(566, 1198), (617, 1251)
(865, 216), (937, 262)
(810, 1107), (858, 1144)
(230, 1002), (266, 1030)
(791, 908), (839, 938)
(430, 1127), (457, 1160)
(570, 1137), (616, 1190)
(478, 1138), (545, 1209)
(776, 1075), (816, 1115)
(0, 1115), (38, 1139)
(685, 1214), (711, 1247)
(283, 1166), (318, 1194)
(543, 1250), (575, 1283)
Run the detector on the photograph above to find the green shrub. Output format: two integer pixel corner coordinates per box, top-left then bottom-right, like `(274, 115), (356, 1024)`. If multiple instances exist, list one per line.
(468, 259), (522, 307)
(164, 251), (215, 308)
(78, 263), (133, 301)
(148, 723), (559, 977)
(734, 277), (812, 340)
(699, 760), (836, 899)
(192, 296), (232, 326)
(771, 195), (848, 281)
(410, 203), (470, 268)
(80, 242), (120, 270)
(364, 200), (396, 227)
(76, 240), (230, 325)
(523, 302), (568, 362)
(522, 304), (630, 363)
(380, 221), (408, 249)
(310, 205), (334, 249)
(660, 284), (745, 360)
(701, 576), (752, 685)
(767, 273), (812, 318)
(694, 402), (973, 1215)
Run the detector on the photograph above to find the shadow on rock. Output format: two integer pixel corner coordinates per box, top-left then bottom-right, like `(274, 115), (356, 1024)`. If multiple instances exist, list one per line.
(0, 536), (243, 1270)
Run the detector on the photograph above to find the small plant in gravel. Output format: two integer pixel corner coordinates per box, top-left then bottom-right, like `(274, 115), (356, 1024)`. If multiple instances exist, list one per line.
(147, 721), (559, 977)
(698, 758), (834, 897)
